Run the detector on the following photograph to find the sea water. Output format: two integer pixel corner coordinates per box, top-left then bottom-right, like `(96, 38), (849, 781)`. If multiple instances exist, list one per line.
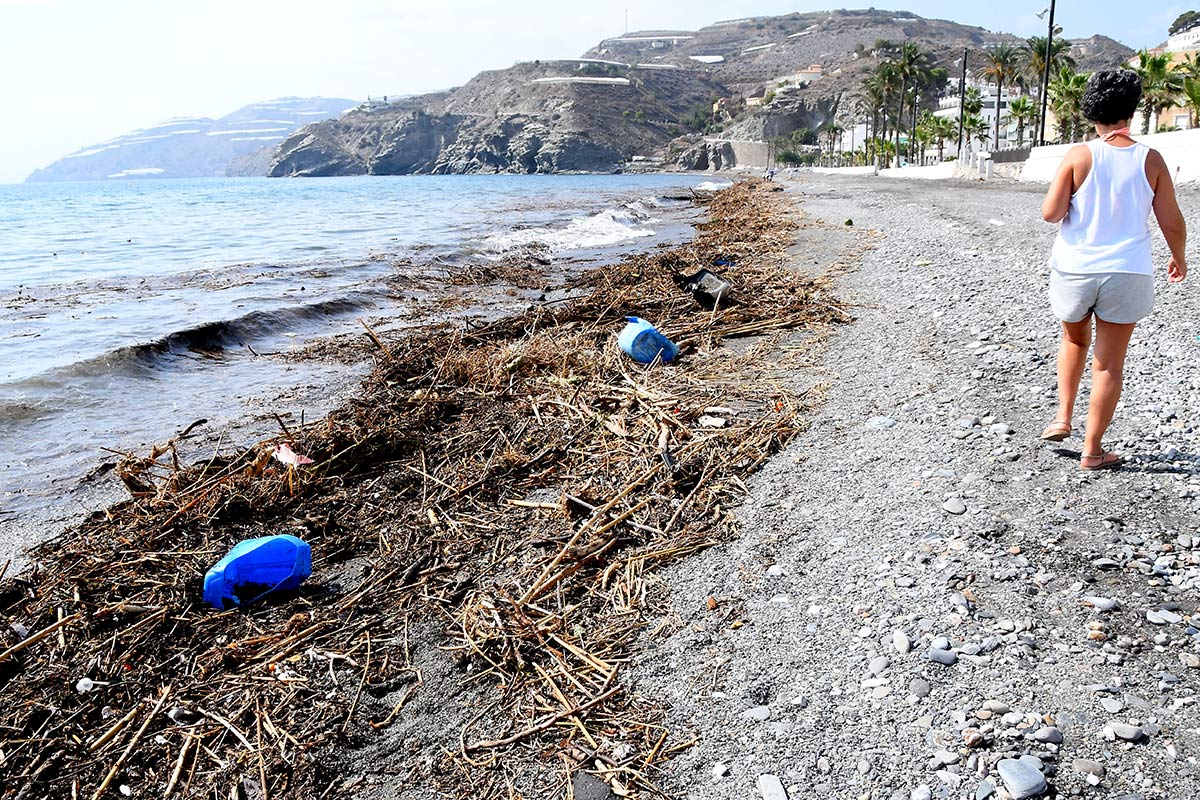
(0, 174), (716, 539)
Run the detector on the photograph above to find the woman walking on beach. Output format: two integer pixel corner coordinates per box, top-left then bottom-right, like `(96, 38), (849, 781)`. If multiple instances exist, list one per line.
(1040, 69), (1188, 470)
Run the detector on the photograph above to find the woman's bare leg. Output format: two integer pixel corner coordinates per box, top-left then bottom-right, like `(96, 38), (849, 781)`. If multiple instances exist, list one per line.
(1055, 316), (1092, 424)
(1083, 318), (1136, 456)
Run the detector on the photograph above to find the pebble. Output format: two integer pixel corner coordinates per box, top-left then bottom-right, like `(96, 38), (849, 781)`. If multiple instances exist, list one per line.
(996, 757), (1048, 799)
(909, 678), (932, 698)
(933, 749), (959, 766)
(975, 780), (995, 800)
(989, 423), (1014, 435)
(893, 630), (912, 654)
(868, 416), (897, 429)
(1073, 758), (1105, 778)
(869, 655), (890, 675)
(742, 706), (771, 722)
(756, 774), (788, 800)
(927, 647), (958, 666)
(712, 763), (729, 779)
(1104, 722), (1145, 741)
(1147, 609), (1183, 624)
(911, 787), (932, 800)
(1100, 698), (1124, 713)
(1084, 596), (1119, 612)
(1032, 726), (1062, 744)
(75, 677), (94, 693)
(943, 497), (967, 515)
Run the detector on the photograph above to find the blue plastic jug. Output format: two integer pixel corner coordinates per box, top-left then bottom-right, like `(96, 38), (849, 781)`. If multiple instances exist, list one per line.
(203, 534), (312, 610)
(618, 317), (679, 364)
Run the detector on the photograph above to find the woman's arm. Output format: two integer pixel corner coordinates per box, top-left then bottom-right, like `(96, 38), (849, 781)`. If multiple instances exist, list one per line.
(1147, 150), (1188, 283)
(1041, 145), (1088, 223)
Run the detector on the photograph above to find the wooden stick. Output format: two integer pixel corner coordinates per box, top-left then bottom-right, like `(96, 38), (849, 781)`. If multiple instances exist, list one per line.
(90, 686), (171, 800)
(197, 707), (255, 753)
(164, 734), (194, 796)
(465, 687), (619, 751)
(519, 463), (660, 606)
(0, 613), (80, 664)
(88, 705), (140, 752)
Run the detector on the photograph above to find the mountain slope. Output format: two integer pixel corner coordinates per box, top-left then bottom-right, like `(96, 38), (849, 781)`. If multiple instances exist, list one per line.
(27, 97), (356, 182)
(269, 10), (1135, 176)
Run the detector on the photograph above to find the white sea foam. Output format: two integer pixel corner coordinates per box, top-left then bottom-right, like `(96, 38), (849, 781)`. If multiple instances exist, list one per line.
(480, 202), (656, 254)
(695, 180), (733, 191)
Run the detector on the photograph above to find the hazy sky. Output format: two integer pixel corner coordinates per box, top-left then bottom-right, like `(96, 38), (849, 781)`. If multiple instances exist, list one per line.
(0, 0), (1185, 182)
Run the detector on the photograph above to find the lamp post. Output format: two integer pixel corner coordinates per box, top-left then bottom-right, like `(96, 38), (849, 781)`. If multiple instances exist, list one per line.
(956, 48), (968, 156)
(1036, 0), (1057, 146)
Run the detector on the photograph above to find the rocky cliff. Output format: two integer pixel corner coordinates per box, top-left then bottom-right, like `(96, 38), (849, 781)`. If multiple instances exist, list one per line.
(27, 97), (355, 182)
(268, 64), (724, 177)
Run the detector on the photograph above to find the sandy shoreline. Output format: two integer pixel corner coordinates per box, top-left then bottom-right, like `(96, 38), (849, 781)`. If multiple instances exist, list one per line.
(0, 180), (841, 799)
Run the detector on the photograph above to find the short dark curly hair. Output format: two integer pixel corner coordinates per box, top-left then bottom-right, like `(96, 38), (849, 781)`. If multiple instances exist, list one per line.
(1080, 70), (1143, 124)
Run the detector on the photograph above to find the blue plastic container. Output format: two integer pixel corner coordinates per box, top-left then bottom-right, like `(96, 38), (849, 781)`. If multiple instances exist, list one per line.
(202, 534), (312, 610)
(618, 317), (679, 364)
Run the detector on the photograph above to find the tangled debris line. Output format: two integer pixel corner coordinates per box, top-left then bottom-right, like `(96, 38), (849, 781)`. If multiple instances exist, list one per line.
(0, 179), (852, 800)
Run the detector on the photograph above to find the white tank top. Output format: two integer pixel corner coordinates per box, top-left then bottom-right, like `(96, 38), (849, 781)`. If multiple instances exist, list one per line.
(1049, 138), (1154, 276)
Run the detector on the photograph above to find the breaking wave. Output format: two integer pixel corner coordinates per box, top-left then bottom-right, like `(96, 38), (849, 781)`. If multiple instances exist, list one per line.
(479, 197), (661, 254)
(37, 294), (373, 382)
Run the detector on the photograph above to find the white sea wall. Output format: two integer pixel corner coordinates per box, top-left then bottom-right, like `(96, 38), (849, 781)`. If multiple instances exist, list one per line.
(878, 162), (958, 180)
(811, 165), (877, 176)
(1021, 129), (1200, 185)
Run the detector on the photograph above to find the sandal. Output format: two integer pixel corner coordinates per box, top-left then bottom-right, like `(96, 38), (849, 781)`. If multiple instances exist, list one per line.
(1040, 421), (1072, 442)
(1080, 451), (1124, 471)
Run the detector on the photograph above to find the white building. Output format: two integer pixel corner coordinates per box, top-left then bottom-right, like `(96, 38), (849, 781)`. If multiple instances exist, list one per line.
(934, 81), (1024, 153)
(776, 64), (824, 88)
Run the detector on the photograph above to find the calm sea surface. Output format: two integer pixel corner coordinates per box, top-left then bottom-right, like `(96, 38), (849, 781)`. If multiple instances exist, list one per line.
(0, 174), (721, 532)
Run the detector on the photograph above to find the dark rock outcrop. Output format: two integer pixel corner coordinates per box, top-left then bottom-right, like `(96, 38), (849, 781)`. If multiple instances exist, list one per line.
(268, 63), (724, 177)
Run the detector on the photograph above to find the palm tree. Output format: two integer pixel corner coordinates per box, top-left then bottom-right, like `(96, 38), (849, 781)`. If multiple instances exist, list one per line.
(860, 68), (890, 165)
(1048, 66), (1089, 142)
(1025, 36), (1076, 87)
(1183, 76), (1200, 130)
(963, 86), (984, 116)
(1008, 96), (1037, 146)
(982, 43), (1023, 149)
(893, 42), (935, 162)
(1131, 49), (1184, 134)
(823, 123), (844, 166)
(875, 137), (896, 169)
(964, 114), (991, 154)
(926, 114), (957, 161)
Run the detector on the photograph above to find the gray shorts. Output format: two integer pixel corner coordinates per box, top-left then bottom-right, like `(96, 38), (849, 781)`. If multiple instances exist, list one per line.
(1048, 270), (1155, 324)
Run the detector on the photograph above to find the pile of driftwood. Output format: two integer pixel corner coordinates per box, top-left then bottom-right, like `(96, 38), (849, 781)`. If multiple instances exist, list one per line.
(0, 179), (851, 799)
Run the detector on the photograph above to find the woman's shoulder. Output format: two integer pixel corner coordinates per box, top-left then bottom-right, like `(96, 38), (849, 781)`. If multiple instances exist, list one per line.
(1065, 143), (1093, 161)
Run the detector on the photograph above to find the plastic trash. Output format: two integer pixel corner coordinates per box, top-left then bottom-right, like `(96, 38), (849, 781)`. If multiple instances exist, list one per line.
(617, 317), (679, 364)
(202, 534), (311, 610)
(678, 268), (732, 308)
